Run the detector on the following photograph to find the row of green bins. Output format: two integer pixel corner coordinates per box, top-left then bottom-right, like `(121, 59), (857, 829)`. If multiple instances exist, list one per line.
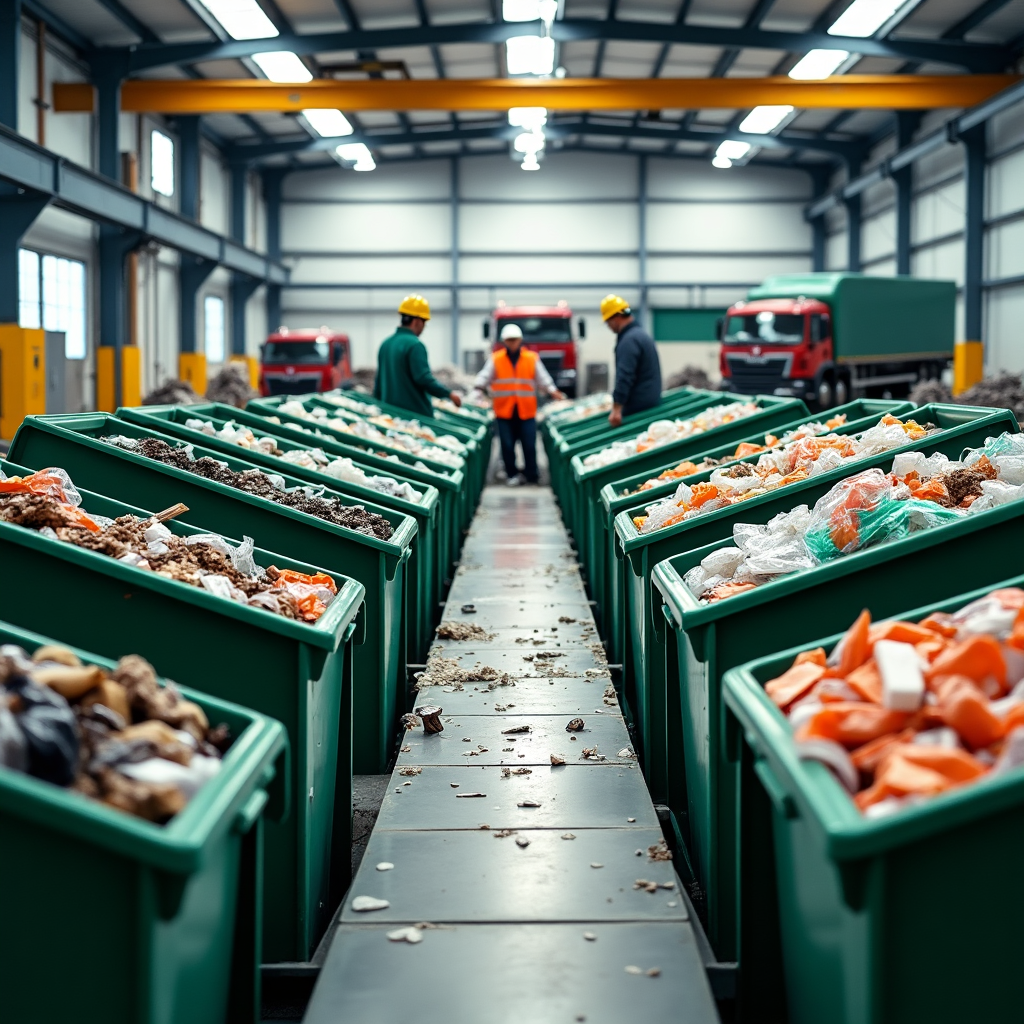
(596, 400), (913, 664)
(647, 411), (1024, 1001)
(8, 414), (414, 776)
(248, 392), (481, 527)
(0, 459), (362, 966)
(574, 393), (808, 627)
(724, 578), (1024, 1024)
(116, 402), (441, 663)
(616, 404), (1015, 807)
(244, 396), (473, 559)
(0, 619), (287, 1024)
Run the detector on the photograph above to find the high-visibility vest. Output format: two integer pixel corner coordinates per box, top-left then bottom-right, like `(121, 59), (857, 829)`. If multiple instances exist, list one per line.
(492, 348), (539, 419)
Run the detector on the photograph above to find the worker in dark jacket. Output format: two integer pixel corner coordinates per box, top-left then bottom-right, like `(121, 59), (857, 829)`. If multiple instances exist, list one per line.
(373, 294), (462, 418)
(601, 294), (662, 427)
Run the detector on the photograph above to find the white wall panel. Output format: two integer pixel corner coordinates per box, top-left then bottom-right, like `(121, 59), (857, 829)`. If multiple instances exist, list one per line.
(646, 201), (810, 252)
(862, 211), (896, 264)
(913, 180), (965, 244)
(648, 159), (811, 201)
(987, 219), (1024, 281)
(459, 254), (638, 286)
(281, 202), (451, 252)
(864, 258), (897, 277)
(200, 150), (229, 236)
(989, 102), (1024, 154)
(861, 178), (894, 220)
(825, 230), (848, 270)
(914, 143), (963, 192)
(459, 202), (634, 251)
(284, 161), (452, 201)
(461, 152), (638, 200)
(648, 254), (809, 284)
(987, 286), (1024, 374)
(989, 148), (1024, 219)
(288, 255), (452, 286)
(912, 238), (963, 285)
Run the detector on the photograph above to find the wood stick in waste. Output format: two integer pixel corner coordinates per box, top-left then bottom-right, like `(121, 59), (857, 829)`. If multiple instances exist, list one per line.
(151, 502), (190, 523)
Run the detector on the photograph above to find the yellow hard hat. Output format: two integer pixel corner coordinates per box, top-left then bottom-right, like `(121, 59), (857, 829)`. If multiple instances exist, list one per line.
(398, 294), (431, 320)
(600, 294), (631, 321)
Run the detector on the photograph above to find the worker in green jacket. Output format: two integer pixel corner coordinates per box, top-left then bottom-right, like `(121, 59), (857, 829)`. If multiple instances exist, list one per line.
(373, 294), (462, 418)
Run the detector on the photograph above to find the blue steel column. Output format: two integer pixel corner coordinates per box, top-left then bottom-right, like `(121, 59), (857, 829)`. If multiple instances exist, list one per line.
(230, 162), (258, 355)
(638, 154), (648, 327)
(894, 113), (920, 276)
(0, 0), (20, 130)
(179, 256), (217, 355)
(94, 54), (130, 181)
(176, 116), (212, 359)
(450, 155), (460, 365)
(843, 158), (862, 273)
(99, 226), (142, 405)
(264, 169), (284, 333)
(179, 116), (201, 220)
(962, 123), (986, 344)
(0, 191), (51, 322)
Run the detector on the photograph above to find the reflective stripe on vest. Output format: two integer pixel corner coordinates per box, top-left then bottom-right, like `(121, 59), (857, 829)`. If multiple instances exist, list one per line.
(492, 348), (539, 420)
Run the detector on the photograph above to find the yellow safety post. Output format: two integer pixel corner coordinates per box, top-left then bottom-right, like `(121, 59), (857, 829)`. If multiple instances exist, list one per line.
(953, 340), (984, 396)
(179, 352), (207, 395)
(0, 325), (45, 440)
(229, 353), (260, 390)
(96, 347), (142, 411)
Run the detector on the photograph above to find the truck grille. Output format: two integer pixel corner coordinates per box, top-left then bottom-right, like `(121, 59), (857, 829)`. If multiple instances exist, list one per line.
(539, 353), (563, 377)
(265, 374), (323, 396)
(725, 354), (790, 395)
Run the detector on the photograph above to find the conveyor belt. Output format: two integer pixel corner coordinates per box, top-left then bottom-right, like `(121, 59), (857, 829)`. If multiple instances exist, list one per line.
(304, 486), (720, 1023)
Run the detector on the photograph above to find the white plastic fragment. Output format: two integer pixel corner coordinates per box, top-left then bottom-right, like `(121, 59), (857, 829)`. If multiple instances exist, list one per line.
(351, 896), (390, 912)
(875, 639), (925, 711)
(376, 862), (395, 871)
(386, 927), (423, 944)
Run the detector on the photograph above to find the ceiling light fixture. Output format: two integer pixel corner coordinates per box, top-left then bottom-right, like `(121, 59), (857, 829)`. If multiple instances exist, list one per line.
(336, 142), (376, 171)
(303, 108), (354, 137)
(508, 106), (548, 131)
(513, 130), (546, 155)
(251, 51), (313, 82)
(506, 35), (556, 75)
(521, 153), (541, 170)
(828, 0), (911, 37)
(712, 140), (752, 169)
(195, 0), (277, 40)
(503, 0), (557, 22)
(738, 105), (794, 134)
(788, 48), (851, 79)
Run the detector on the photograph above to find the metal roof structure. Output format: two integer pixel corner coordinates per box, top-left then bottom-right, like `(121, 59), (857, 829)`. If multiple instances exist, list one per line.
(23, 0), (1024, 173)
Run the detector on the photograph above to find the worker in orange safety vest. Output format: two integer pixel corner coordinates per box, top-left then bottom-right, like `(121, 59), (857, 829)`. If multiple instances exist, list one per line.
(469, 323), (566, 486)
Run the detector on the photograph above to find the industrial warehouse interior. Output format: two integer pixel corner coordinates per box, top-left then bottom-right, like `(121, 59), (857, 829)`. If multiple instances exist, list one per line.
(3, 0), (1024, 1021)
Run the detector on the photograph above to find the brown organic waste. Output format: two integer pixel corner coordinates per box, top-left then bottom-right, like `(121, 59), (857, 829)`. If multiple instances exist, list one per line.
(493, 829), (516, 838)
(398, 766), (422, 777)
(550, 754), (566, 765)
(102, 435), (393, 540)
(1, 645), (230, 823)
(634, 879), (676, 893)
(566, 718), (585, 732)
(501, 725), (531, 734)
(515, 836), (531, 848)
(415, 656), (515, 690)
(435, 621), (493, 642)
(414, 705), (444, 733)
(648, 841), (673, 862)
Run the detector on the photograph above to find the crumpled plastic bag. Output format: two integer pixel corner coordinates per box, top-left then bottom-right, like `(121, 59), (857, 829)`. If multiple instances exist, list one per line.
(6, 676), (80, 786)
(119, 752), (222, 800)
(0, 701), (28, 771)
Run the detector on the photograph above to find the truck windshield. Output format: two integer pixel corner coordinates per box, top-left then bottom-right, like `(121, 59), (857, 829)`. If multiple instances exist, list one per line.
(263, 341), (330, 364)
(499, 317), (571, 343)
(725, 313), (805, 344)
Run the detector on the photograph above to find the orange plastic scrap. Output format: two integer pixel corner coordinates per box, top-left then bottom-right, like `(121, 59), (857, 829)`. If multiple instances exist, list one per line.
(850, 727), (918, 774)
(794, 647), (827, 668)
(830, 609), (872, 678)
(927, 635), (1006, 691)
(733, 443), (765, 458)
(633, 516), (648, 530)
(0, 470), (101, 532)
(1009, 606), (1024, 651)
(763, 434), (779, 447)
(273, 568), (338, 594)
(992, 588), (1024, 610)
(933, 675), (1005, 749)
(896, 744), (988, 783)
(868, 620), (942, 647)
(854, 752), (951, 810)
(918, 612), (958, 639)
(846, 659), (883, 704)
(908, 477), (949, 505)
(689, 482), (720, 508)
(799, 702), (911, 748)
(705, 581), (758, 603)
(825, 414), (848, 430)
(765, 661), (826, 709)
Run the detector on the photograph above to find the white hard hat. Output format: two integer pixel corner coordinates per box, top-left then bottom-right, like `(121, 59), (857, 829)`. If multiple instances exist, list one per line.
(499, 323), (523, 341)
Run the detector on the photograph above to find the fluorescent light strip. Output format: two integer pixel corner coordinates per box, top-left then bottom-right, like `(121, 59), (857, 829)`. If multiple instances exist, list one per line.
(788, 48), (851, 79)
(195, 0), (278, 40)
(303, 109), (354, 137)
(738, 105), (794, 134)
(506, 36), (555, 75)
(828, 0), (909, 37)
(251, 51), (312, 82)
(508, 106), (547, 130)
(337, 142), (375, 171)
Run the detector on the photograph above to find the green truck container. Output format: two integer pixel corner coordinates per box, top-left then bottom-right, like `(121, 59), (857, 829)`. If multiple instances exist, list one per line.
(0, 620), (287, 1024)
(8, 414), (413, 777)
(595, 400), (912, 666)
(0, 462), (362, 965)
(616, 405), (1015, 806)
(651, 441), (1024, 999)
(572, 394), (807, 626)
(116, 403), (441, 663)
(724, 577), (1024, 1024)
(721, 272), (956, 408)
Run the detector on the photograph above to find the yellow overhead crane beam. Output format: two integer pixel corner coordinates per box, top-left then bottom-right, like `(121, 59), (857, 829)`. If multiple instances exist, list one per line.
(53, 75), (1019, 114)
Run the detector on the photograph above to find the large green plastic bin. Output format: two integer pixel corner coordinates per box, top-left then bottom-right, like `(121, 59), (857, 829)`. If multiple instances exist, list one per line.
(573, 394), (807, 624)
(724, 576), (1024, 1024)
(0, 619), (286, 1024)
(652, 460), (1024, 990)
(595, 399), (913, 656)
(117, 402), (441, 663)
(245, 396), (473, 547)
(9, 414), (415, 776)
(0, 462), (362, 965)
(616, 404), (1015, 805)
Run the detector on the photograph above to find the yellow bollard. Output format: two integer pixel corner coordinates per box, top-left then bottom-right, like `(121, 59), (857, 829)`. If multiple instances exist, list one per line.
(0, 325), (45, 440)
(96, 346), (143, 411)
(229, 353), (260, 390)
(953, 340), (984, 396)
(179, 352), (207, 396)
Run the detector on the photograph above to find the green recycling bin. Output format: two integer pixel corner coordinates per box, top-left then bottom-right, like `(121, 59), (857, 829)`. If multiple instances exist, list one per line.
(573, 394), (807, 625)
(651, 433), (1024, 987)
(117, 402), (441, 663)
(595, 399), (913, 658)
(616, 405), (1016, 804)
(0, 462), (362, 965)
(8, 414), (412, 777)
(0, 620), (287, 1024)
(245, 396), (473, 549)
(724, 576), (1024, 1024)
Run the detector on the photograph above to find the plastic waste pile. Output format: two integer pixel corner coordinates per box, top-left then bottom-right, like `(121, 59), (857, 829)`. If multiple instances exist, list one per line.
(278, 400), (463, 468)
(540, 392), (613, 424)
(0, 468), (337, 621)
(366, 413), (466, 453)
(625, 413), (851, 495)
(205, 363), (258, 408)
(634, 414), (934, 533)
(582, 401), (761, 469)
(765, 590), (1024, 817)
(684, 432), (1024, 604)
(184, 418), (422, 503)
(0, 643), (231, 822)
(320, 393), (382, 417)
(101, 435), (395, 540)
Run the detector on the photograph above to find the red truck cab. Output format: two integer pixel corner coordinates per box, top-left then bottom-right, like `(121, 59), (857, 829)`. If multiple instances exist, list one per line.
(259, 327), (352, 397)
(485, 302), (585, 398)
(719, 298), (836, 405)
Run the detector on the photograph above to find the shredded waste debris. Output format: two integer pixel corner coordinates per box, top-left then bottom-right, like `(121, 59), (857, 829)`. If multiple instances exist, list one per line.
(435, 621), (494, 641)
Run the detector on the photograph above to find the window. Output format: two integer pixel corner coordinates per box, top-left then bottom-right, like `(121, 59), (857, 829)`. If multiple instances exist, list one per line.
(151, 129), (175, 197)
(204, 295), (225, 362)
(19, 249), (87, 358)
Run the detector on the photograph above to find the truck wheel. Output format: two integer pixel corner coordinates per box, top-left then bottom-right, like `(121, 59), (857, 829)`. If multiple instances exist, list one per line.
(817, 376), (834, 409)
(834, 376), (849, 407)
